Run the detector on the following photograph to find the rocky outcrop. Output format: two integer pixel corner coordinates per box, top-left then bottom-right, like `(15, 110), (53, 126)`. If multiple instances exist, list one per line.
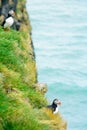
(33, 83), (48, 94)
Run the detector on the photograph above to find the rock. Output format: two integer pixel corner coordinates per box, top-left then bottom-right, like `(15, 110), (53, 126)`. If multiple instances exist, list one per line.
(33, 83), (48, 94)
(0, 15), (5, 25)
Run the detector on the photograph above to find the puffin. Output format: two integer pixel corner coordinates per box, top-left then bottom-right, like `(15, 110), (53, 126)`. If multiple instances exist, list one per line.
(4, 10), (15, 31)
(47, 99), (62, 114)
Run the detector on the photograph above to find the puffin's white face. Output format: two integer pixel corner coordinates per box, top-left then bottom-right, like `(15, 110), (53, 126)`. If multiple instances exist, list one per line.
(53, 99), (61, 105)
(54, 99), (59, 104)
(9, 10), (15, 16)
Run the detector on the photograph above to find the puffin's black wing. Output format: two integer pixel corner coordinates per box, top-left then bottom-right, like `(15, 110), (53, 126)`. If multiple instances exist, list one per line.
(46, 105), (54, 112)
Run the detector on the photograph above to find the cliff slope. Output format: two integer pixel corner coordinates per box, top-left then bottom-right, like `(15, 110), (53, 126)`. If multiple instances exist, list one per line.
(0, 0), (67, 130)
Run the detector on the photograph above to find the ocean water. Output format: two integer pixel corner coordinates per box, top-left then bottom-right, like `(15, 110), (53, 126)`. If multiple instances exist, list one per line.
(26, 0), (87, 130)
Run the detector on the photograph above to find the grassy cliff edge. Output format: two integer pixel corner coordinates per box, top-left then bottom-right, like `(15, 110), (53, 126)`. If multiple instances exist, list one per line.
(0, 0), (67, 130)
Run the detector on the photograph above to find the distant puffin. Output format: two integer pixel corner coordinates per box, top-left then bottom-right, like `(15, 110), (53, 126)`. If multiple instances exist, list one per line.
(47, 99), (62, 114)
(4, 10), (15, 31)
(4, 17), (14, 30)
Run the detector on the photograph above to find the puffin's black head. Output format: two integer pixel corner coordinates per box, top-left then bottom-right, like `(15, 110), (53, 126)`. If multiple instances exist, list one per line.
(50, 99), (60, 113)
(52, 99), (61, 106)
(52, 99), (58, 105)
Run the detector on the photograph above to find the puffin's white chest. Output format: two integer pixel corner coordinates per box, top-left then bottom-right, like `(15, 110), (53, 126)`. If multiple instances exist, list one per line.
(4, 17), (14, 28)
(53, 107), (59, 114)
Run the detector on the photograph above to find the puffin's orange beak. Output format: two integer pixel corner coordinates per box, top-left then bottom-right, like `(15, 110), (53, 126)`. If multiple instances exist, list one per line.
(58, 101), (62, 105)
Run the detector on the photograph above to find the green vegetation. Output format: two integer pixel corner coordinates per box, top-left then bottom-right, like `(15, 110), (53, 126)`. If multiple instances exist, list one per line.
(0, 27), (66, 130)
(0, 0), (66, 129)
(0, 27), (48, 130)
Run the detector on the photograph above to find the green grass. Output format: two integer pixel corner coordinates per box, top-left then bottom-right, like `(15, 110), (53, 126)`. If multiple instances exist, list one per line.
(0, 26), (66, 130)
(0, 26), (57, 130)
(0, 27), (37, 84)
(0, 90), (50, 130)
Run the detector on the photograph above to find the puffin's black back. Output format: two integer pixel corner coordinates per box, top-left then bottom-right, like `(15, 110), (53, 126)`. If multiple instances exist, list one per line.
(47, 100), (58, 112)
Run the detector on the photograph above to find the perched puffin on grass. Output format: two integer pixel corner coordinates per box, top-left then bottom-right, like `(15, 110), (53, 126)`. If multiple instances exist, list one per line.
(4, 10), (15, 31)
(47, 99), (62, 114)
(4, 17), (14, 31)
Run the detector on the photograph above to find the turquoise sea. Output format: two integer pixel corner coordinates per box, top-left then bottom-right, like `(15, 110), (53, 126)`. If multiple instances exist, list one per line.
(26, 0), (87, 130)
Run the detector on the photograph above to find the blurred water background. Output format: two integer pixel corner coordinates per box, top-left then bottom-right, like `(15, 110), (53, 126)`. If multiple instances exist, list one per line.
(26, 0), (87, 130)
